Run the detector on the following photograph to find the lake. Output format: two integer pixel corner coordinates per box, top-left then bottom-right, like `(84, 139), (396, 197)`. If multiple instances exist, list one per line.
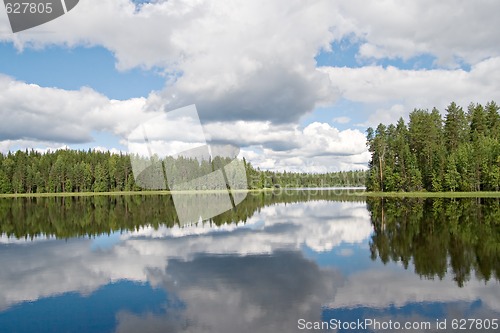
(0, 191), (499, 332)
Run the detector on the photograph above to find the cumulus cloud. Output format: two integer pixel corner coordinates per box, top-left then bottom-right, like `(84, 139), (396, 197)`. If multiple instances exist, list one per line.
(321, 57), (500, 126)
(0, 74), (368, 170)
(5, 0), (498, 70)
(0, 139), (67, 154)
(239, 147), (370, 173)
(0, 75), (150, 144)
(203, 120), (367, 154)
(203, 121), (369, 172)
(2, 1), (500, 170)
(335, 0), (500, 67)
(0, 0), (341, 123)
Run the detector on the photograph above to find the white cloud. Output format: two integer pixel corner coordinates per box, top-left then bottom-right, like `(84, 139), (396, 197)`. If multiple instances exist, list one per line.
(2, 1), (500, 171)
(321, 57), (500, 126)
(0, 75), (152, 144)
(336, 0), (500, 67)
(203, 121), (369, 172)
(92, 146), (123, 154)
(0, 0), (341, 123)
(301, 123), (366, 156)
(0, 139), (68, 154)
(0, 75), (367, 171)
(5, 1), (500, 70)
(241, 147), (369, 173)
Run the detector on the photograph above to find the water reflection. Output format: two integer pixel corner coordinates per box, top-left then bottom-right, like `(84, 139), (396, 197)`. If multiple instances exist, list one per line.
(0, 195), (498, 332)
(0, 190), (364, 239)
(0, 199), (368, 311)
(116, 252), (339, 333)
(368, 197), (500, 286)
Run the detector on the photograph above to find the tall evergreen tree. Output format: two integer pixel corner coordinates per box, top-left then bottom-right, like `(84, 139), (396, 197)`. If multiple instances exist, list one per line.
(444, 102), (468, 152)
(469, 102), (488, 140)
(486, 101), (500, 139)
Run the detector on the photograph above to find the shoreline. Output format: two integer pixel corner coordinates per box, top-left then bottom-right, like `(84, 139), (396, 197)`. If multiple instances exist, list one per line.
(0, 188), (498, 198)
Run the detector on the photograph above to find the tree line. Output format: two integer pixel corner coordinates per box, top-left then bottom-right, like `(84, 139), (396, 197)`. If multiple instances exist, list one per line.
(0, 149), (366, 194)
(366, 101), (500, 192)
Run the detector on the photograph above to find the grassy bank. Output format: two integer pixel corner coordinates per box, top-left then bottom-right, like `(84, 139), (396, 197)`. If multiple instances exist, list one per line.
(363, 191), (500, 198)
(0, 188), (277, 198)
(0, 188), (498, 198)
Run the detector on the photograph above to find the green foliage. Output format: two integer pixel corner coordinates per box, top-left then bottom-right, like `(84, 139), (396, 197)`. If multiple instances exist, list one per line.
(366, 101), (500, 192)
(0, 149), (367, 194)
(0, 149), (135, 194)
(244, 162), (366, 190)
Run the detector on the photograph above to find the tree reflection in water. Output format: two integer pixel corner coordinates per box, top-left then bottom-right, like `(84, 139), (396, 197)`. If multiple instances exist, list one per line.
(368, 197), (500, 287)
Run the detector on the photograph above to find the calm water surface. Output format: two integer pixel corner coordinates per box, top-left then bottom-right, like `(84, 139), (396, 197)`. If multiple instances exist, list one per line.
(0, 192), (499, 332)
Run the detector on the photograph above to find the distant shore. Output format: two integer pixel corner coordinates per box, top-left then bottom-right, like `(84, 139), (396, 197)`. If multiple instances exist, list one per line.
(363, 191), (500, 198)
(0, 188), (498, 198)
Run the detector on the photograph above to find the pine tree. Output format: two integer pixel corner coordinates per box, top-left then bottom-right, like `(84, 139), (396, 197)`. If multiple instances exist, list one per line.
(93, 162), (109, 192)
(469, 102), (488, 140)
(486, 101), (500, 139)
(444, 102), (468, 152)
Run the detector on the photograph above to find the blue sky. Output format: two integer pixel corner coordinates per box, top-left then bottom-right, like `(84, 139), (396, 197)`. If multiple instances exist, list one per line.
(0, 44), (164, 99)
(1, 0), (499, 172)
(315, 37), (441, 71)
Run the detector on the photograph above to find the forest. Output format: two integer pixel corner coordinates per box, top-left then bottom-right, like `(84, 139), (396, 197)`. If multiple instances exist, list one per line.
(366, 101), (500, 192)
(0, 148), (365, 194)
